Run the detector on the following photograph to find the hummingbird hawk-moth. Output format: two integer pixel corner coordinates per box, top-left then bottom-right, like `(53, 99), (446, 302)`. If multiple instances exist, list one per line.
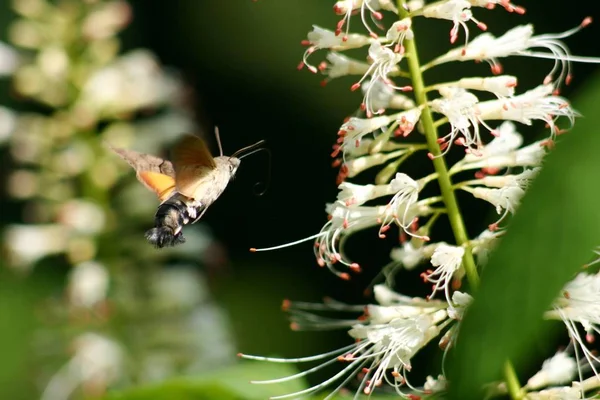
(109, 131), (265, 248)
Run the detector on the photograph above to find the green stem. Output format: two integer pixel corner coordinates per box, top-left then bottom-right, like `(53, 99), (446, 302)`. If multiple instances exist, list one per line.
(397, 3), (479, 289)
(504, 361), (524, 399)
(397, 1), (523, 398)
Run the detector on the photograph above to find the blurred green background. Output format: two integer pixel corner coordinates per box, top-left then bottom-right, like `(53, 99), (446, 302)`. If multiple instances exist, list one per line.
(1, 1), (600, 399)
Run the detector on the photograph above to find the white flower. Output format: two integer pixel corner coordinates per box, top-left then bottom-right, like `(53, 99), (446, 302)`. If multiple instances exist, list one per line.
(452, 75), (518, 98)
(385, 18), (413, 52)
(336, 181), (395, 206)
(467, 0), (524, 14)
(422, 0), (486, 45)
(352, 42), (405, 111)
(337, 114), (394, 153)
(479, 168), (540, 190)
(313, 177), (425, 277)
(526, 351), (577, 390)
(423, 244), (465, 302)
(333, 0), (397, 39)
(549, 273), (600, 336)
(301, 26), (372, 73)
(373, 284), (436, 307)
(379, 173), (422, 235)
(390, 241), (428, 270)
(313, 201), (385, 277)
(322, 52), (370, 80)
(68, 261), (110, 308)
(246, 174), (425, 278)
(478, 85), (578, 139)
(448, 291), (473, 320)
(341, 148), (407, 178)
(361, 79), (395, 116)
(471, 228), (502, 265)
(461, 121), (523, 163)
(347, 312), (447, 393)
(394, 107), (422, 137)
(431, 20), (594, 85)
(470, 186), (525, 222)
(430, 87), (492, 153)
(546, 273), (600, 377)
(241, 310), (448, 399)
(458, 139), (547, 173)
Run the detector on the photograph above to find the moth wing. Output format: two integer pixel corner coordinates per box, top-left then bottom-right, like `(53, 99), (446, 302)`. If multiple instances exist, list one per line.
(107, 144), (176, 201)
(138, 171), (177, 202)
(108, 145), (176, 178)
(171, 135), (217, 199)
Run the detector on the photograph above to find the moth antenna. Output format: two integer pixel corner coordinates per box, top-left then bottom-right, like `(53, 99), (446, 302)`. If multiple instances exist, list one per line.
(214, 126), (224, 157)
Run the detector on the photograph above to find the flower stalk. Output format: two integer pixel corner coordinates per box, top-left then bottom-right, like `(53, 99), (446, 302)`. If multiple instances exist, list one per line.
(398, 1), (525, 397)
(396, 0), (479, 289)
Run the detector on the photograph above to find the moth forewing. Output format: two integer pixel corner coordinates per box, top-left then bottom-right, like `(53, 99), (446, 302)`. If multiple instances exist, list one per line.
(108, 145), (176, 178)
(171, 134), (218, 199)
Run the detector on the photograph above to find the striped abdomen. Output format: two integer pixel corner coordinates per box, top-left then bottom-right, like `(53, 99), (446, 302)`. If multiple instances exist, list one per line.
(144, 194), (203, 248)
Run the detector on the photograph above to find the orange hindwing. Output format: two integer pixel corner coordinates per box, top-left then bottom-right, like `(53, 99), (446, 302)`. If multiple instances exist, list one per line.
(138, 171), (176, 202)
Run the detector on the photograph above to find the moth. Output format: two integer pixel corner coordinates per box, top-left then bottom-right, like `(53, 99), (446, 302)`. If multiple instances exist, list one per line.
(109, 131), (265, 248)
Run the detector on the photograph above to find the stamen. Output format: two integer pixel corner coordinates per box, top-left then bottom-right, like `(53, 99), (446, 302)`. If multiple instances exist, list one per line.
(250, 232), (325, 252)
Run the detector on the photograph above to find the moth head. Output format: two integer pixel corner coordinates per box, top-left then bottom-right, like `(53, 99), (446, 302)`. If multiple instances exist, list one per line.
(227, 157), (241, 175)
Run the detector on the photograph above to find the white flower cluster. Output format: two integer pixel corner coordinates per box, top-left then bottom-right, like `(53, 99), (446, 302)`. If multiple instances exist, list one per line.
(248, 0), (600, 398)
(1, 2), (235, 398)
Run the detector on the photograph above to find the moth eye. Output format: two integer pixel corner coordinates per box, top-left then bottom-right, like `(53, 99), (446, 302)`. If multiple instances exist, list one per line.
(229, 164), (235, 173)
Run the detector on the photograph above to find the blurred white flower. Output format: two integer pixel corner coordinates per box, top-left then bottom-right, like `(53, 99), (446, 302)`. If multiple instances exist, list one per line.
(0, 40), (20, 76)
(76, 50), (182, 118)
(42, 333), (123, 400)
(545, 273), (600, 382)
(0, 106), (17, 144)
(424, 374), (448, 393)
(68, 261), (110, 309)
(390, 241), (428, 270)
(4, 224), (68, 269)
(57, 200), (106, 235)
(526, 386), (582, 400)
(526, 351), (577, 391)
(82, 0), (132, 40)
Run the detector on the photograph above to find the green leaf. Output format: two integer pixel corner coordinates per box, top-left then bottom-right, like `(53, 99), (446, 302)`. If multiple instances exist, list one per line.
(448, 71), (600, 399)
(105, 361), (307, 400)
